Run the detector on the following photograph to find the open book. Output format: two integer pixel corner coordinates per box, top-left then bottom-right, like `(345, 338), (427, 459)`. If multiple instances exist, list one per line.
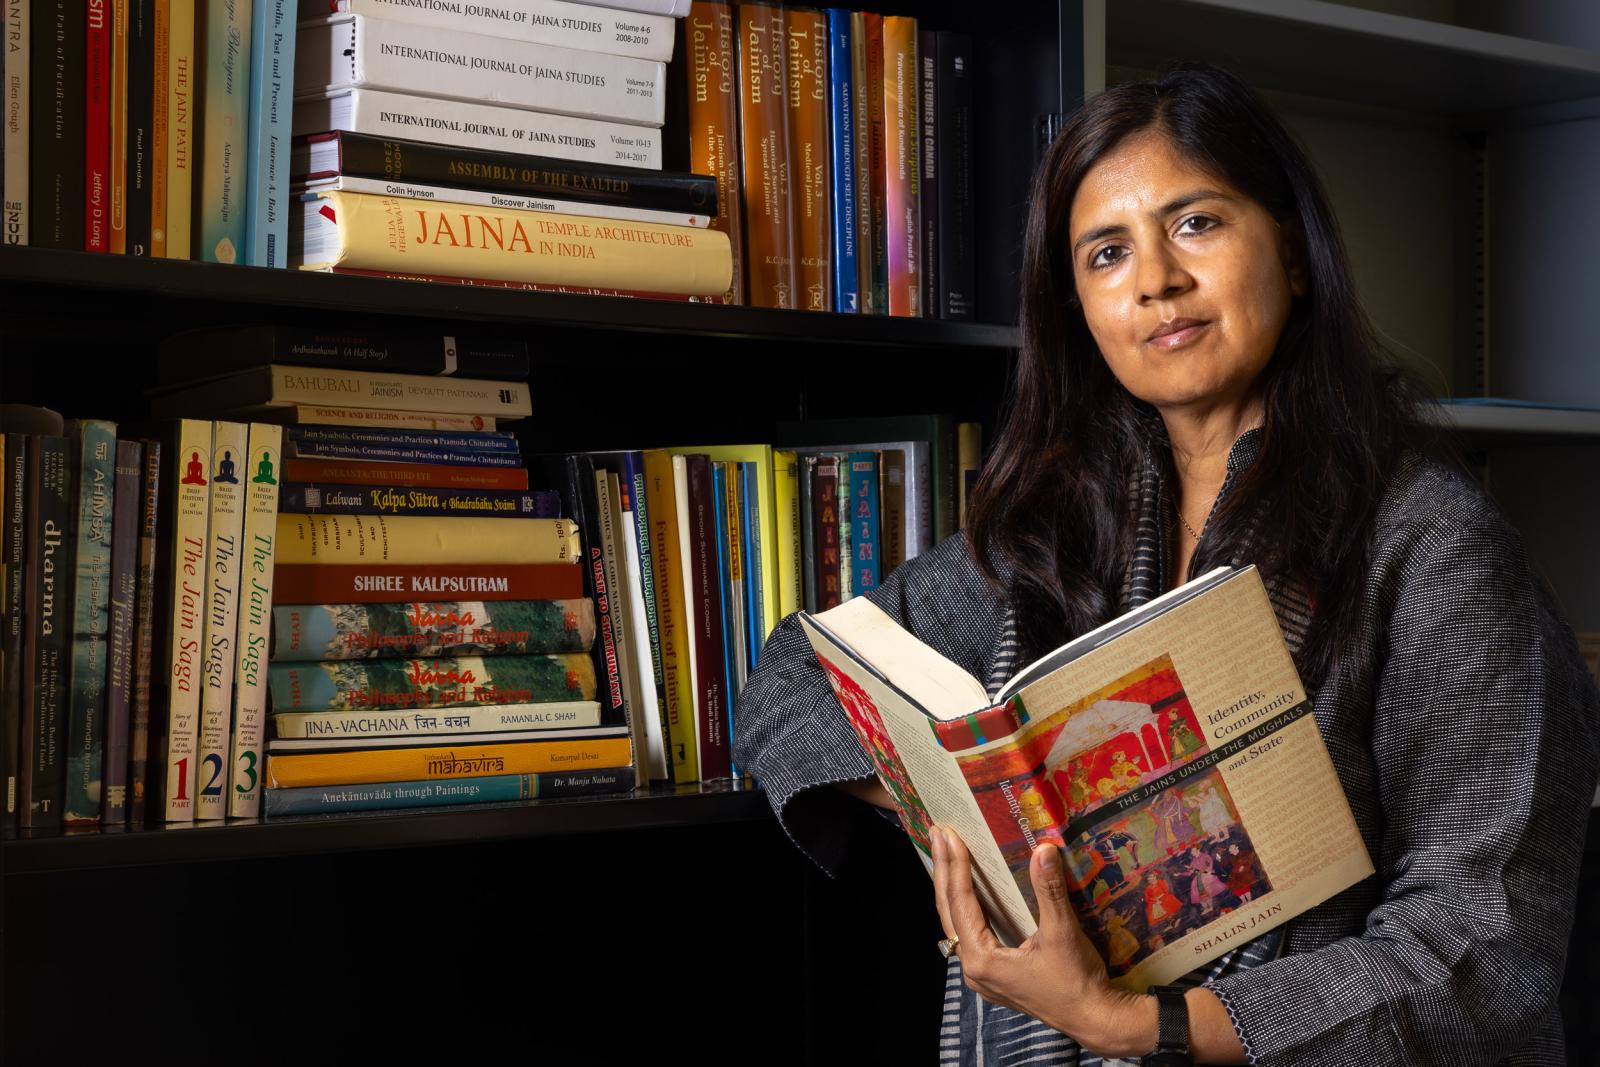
(799, 565), (1373, 992)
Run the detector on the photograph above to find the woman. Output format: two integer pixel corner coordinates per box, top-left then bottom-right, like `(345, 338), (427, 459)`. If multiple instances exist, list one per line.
(731, 62), (1599, 1066)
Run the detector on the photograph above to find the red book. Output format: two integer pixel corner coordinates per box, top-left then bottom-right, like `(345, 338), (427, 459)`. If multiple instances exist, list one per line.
(813, 455), (841, 610)
(85, 0), (113, 251)
(282, 459), (530, 491)
(272, 563), (584, 605)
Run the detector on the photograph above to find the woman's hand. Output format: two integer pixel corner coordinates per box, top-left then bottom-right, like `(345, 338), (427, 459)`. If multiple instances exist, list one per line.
(931, 825), (1158, 1058)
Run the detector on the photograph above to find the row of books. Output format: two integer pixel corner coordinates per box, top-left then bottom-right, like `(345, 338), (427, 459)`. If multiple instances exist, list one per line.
(0, 407), (284, 830)
(1, 0), (693, 269)
(688, 2), (974, 316)
(152, 325), (645, 817)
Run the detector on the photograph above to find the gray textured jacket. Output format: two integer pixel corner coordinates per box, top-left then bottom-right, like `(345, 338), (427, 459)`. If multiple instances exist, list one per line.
(733, 427), (1600, 1066)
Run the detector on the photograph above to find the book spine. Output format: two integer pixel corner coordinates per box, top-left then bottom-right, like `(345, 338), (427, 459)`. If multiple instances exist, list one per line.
(224, 422), (279, 817)
(0, 436), (24, 826)
(293, 87), (664, 170)
(711, 463), (741, 775)
(279, 458), (529, 489)
(862, 11), (884, 313)
(195, 0), (252, 261)
(125, 0), (152, 254)
(262, 765), (633, 816)
(303, 174), (709, 228)
(100, 439), (142, 824)
(918, 27), (936, 320)
(268, 653), (597, 712)
(642, 450), (694, 783)
(812, 454), (839, 611)
(595, 469), (644, 778)
(30, 0), (83, 247)
(305, 131), (716, 215)
(274, 513), (577, 566)
(323, 265), (722, 302)
(267, 406), (500, 431)
(263, 733), (633, 788)
(23, 435), (72, 829)
(193, 421), (247, 819)
(958, 420), (981, 530)
(772, 450), (800, 621)
(271, 599), (593, 661)
(85, 0), (112, 251)
(786, 5), (829, 312)
(278, 483), (557, 518)
(735, 1), (793, 309)
(127, 438), (159, 821)
(164, 0), (193, 257)
(335, 0), (675, 61)
(281, 440), (523, 467)
(162, 327), (528, 382)
(285, 427), (516, 453)
(684, 1), (743, 303)
(296, 16), (666, 127)
(159, 418), (212, 821)
(847, 451), (880, 595)
(882, 15), (919, 317)
(826, 8), (855, 312)
(273, 562), (584, 603)
(669, 454), (700, 778)
(273, 699), (601, 739)
(298, 191), (733, 299)
(879, 446), (905, 575)
(244, 0), (293, 266)
(848, 10), (870, 312)
(110, 0), (128, 251)
(63, 420), (117, 825)
(740, 461), (764, 665)
(798, 453), (815, 612)
(835, 452), (851, 601)
(615, 461), (665, 780)
(150, 0), (167, 254)
(683, 454), (728, 780)
(936, 31), (973, 320)
(2, 0), (26, 244)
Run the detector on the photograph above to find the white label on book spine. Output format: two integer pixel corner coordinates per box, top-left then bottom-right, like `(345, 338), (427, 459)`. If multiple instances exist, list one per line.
(322, 0), (676, 62)
(164, 419), (214, 821)
(298, 175), (707, 228)
(227, 423), (282, 817)
(292, 88), (662, 169)
(195, 421), (250, 819)
(295, 15), (666, 127)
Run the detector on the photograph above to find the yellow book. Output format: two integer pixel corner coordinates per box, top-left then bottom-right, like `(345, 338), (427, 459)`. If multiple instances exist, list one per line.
(264, 733), (635, 788)
(274, 515), (581, 566)
(164, 0), (195, 258)
(151, 0), (170, 256)
(296, 191), (734, 296)
(668, 444), (778, 640)
(642, 449), (697, 784)
(772, 450), (801, 621)
(110, 0), (129, 253)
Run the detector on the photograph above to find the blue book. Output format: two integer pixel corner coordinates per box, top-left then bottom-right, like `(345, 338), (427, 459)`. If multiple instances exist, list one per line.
(710, 463), (740, 777)
(63, 420), (119, 824)
(740, 461), (765, 670)
(847, 451), (882, 594)
(244, 0), (298, 266)
(263, 766), (636, 817)
(827, 9), (859, 313)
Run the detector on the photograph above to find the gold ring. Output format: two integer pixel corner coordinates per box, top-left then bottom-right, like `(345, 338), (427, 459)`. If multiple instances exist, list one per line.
(937, 936), (960, 958)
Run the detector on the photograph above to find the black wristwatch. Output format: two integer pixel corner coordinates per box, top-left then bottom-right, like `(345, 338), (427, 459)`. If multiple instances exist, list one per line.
(1141, 985), (1194, 1066)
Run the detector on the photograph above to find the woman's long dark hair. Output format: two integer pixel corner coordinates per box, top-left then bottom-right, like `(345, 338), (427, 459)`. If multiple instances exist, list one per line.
(967, 62), (1455, 690)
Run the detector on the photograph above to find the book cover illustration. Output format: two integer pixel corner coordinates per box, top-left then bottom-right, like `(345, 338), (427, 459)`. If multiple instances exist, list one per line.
(817, 653), (933, 855)
(268, 653), (598, 712)
(948, 654), (1273, 979)
(271, 599), (596, 661)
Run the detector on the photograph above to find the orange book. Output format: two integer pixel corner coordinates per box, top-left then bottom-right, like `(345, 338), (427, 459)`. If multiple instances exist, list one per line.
(264, 734), (635, 788)
(882, 15), (921, 317)
(735, 1), (795, 309)
(110, 0), (129, 253)
(786, 6), (831, 312)
(686, 1), (745, 305)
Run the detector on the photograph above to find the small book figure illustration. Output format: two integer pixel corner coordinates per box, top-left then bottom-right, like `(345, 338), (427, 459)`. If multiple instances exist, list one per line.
(252, 452), (277, 484)
(182, 451), (208, 485)
(215, 450), (240, 484)
(798, 565), (1374, 992)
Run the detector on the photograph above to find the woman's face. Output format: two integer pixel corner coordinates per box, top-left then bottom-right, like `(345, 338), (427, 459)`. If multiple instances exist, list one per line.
(1068, 130), (1306, 416)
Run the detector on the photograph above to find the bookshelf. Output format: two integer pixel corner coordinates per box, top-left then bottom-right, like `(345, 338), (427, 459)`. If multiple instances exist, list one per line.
(3, 0), (1596, 1061)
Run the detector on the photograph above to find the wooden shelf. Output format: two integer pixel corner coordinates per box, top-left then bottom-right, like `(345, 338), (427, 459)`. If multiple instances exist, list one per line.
(2, 245), (1021, 350)
(0, 779), (772, 873)
(1431, 400), (1600, 445)
(1107, 0), (1600, 120)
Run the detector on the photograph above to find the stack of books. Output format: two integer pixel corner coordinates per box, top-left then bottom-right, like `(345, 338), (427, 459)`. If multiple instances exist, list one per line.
(289, 0), (734, 298)
(684, 2), (974, 315)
